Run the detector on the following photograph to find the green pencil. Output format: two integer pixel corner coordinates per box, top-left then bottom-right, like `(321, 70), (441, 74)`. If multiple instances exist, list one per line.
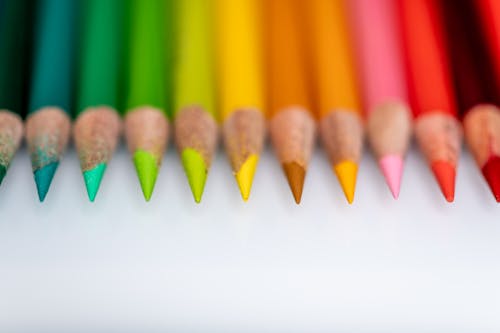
(26, 0), (76, 201)
(174, 0), (218, 203)
(0, 0), (32, 186)
(124, 0), (171, 201)
(73, 0), (123, 202)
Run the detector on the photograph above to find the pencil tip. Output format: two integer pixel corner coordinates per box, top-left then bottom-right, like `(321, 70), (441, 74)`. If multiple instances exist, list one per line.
(83, 163), (107, 202)
(283, 162), (305, 204)
(379, 155), (404, 199)
(235, 154), (259, 201)
(0, 165), (6, 186)
(482, 155), (500, 203)
(34, 162), (59, 202)
(181, 148), (208, 203)
(133, 150), (159, 202)
(334, 160), (358, 204)
(431, 161), (456, 202)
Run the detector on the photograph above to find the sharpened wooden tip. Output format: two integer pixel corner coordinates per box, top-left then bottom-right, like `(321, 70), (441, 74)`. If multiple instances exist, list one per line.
(463, 105), (500, 202)
(74, 106), (122, 172)
(269, 107), (315, 204)
(74, 107), (122, 201)
(320, 110), (363, 203)
(0, 110), (23, 185)
(367, 101), (411, 197)
(125, 107), (169, 201)
(223, 108), (265, 200)
(25, 107), (71, 200)
(175, 106), (218, 203)
(283, 161), (305, 204)
(415, 112), (462, 200)
(367, 101), (412, 159)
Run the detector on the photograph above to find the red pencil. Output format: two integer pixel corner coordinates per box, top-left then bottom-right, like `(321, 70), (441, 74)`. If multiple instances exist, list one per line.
(398, 0), (462, 202)
(445, 0), (500, 202)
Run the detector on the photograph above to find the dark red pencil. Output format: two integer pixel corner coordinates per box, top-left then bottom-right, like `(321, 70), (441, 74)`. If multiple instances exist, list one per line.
(440, 0), (500, 202)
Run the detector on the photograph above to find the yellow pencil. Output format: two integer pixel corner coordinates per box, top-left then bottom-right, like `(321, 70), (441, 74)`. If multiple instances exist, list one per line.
(305, 0), (364, 203)
(215, 0), (266, 201)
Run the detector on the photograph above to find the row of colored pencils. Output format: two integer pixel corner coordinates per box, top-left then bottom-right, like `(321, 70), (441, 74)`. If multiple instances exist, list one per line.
(0, 0), (499, 204)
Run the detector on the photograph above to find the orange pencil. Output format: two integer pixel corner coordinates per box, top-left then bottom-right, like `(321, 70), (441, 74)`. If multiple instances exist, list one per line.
(266, 0), (316, 204)
(398, 0), (462, 202)
(305, 0), (363, 204)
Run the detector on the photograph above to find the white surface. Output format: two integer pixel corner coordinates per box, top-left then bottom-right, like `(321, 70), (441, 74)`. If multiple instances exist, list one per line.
(0, 142), (499, 332)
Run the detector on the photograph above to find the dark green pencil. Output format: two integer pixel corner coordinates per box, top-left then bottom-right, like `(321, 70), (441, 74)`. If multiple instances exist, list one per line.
(0, 0), (33, 186)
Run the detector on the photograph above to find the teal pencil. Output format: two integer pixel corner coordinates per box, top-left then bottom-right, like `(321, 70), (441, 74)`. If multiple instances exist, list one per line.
(26, 0), (76, 201)
(0, 0), (33, 186)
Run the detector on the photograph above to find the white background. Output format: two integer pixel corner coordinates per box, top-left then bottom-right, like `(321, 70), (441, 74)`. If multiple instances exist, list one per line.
(0, 141), (498, 332)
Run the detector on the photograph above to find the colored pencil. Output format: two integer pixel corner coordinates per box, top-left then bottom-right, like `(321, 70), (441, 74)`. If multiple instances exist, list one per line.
(441, 0), (500, 202)
(26, 0), (75, 201)
(124, 0), (170, 201)
(348, 0), (412, 199)
(476, 0), (500, 88)
(265, 0), (316, 204)
(398, 0), (462, 202)
(74, 0), (123, 202)
(215, 0), (266, 201)
(174, 0), (218, 203)
(0, 0), (32, 186)
(306, 0), (364, 204)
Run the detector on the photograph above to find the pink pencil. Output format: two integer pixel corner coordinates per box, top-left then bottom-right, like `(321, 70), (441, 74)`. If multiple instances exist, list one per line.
(347, 0), (412, 198)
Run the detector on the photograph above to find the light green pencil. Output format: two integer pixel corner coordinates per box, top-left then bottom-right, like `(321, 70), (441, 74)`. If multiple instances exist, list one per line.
(174, 0), (218, 203)
(124, 0), (171, 201)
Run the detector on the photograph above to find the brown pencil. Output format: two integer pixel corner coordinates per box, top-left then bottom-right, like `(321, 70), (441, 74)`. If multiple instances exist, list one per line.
(266, 0), (316, 203)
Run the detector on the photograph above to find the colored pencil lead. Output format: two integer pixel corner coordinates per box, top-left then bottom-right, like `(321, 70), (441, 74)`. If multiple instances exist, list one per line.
(33, 162), (58, 202)
(334, 160), (358, 204)
(483, 156), (500, 202)
(83, 163), (106, 202)
(283, 161), (306, 204)
(181, 149), (208, 203)
(235, 153), (259, 202)
(431, 161), (456, 202)
(379, 155), (404, 199)
(133, 150), (158, 202)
